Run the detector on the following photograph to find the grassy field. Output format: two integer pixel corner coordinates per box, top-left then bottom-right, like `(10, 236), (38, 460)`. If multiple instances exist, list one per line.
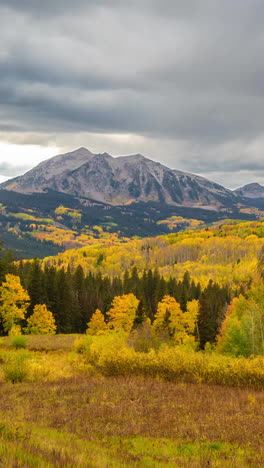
(0, 336), (263, 467)
(0, 334), (80, 351)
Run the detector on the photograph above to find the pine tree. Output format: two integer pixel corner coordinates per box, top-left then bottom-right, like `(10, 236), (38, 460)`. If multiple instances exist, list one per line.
(133, 300), (146, 327)
(55, 268), (74, 333)
(197, 280), (228, 349)
(27, 259), (46, 313)
(44, 266), (57, 313)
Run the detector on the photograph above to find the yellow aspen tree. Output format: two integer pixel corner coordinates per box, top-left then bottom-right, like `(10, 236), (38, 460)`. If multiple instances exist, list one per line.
(185, 300), (199, 335)
(153, 295), (183, 338)
(87, 309), (107, 335)
(27, 304), (56, 335)
(107, 293), (139, 333)
(154, 296), (198, 344)
(0, 274), (30, 335)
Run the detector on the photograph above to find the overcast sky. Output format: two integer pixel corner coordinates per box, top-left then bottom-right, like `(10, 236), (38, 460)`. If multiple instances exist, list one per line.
(0, 0), (263, 189)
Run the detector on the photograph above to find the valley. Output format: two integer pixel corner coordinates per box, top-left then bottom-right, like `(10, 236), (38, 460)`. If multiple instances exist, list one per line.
(0, 150), (263, 467)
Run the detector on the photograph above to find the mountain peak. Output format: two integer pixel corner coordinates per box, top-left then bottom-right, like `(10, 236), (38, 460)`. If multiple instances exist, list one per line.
(234, 182), (264, 199)
(0, 147), (238, 208)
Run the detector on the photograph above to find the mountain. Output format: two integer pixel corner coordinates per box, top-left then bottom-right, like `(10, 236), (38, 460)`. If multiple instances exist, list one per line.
(3, 147), (94, 193)
(234, 183), (264, 199)
(0, 148), (263, 258)
(1, 148), (237, 210)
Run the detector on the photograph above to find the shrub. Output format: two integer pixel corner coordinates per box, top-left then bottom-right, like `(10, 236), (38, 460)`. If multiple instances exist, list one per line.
(3, 352), (30, 383)
(127, 321), (171, 352)
(82, 339), (264, 390)
(11, 335), (27, 349)
(73, 335), (94, 355)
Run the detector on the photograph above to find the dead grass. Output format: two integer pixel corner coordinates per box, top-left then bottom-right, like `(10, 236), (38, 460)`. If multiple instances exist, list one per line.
(0, 334), (81, 351)
(0, 374), (263, 467)
(0, 337), (263, 466)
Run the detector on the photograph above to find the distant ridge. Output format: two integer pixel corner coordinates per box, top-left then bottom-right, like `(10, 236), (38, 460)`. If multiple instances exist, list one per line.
(234, 183), (264, 199)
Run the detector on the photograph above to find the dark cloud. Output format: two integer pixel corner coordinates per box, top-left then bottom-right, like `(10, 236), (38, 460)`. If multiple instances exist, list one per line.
(0, 0), (107, 15)
(0, 0), (263, 186)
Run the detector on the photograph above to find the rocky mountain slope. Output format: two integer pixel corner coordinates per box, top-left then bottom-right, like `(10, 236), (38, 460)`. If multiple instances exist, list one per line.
(1, 148), (237, 210)
(234, 183), (264, 199)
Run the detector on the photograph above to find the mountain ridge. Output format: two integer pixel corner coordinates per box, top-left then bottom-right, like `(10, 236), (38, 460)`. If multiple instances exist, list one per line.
(234, 182), (264, 199)
(1, 147), (238, 210)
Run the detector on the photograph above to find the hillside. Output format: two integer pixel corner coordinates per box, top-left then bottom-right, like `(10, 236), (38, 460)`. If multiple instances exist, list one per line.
(42, 219), (264, 287)
(0, 188), (261, 259)
(234, 182), (264, 199)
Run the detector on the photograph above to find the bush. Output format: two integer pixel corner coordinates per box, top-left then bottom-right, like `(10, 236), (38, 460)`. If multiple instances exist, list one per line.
(3, 352), (30, 383)
(127, 322), (171, 352)
(11, 335), (27, 349)
(81, 338), (264, 390)
(72, 335), (93, 354)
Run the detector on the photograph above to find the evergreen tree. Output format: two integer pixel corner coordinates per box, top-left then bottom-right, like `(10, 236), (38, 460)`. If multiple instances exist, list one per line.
(27, 259), (46, 314)
(133, 300), (146, 327)
(44, 266), (57, 313)
(55, 268), (74, 333)
(197, 280), (229, 349)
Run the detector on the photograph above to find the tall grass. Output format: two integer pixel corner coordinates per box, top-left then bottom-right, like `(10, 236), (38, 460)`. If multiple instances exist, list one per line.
(11, 335), (27, 349)
(2, 351), (30, 383)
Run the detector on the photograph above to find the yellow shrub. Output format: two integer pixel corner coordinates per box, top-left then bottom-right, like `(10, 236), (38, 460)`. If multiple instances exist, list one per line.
(80, 339), (264, 389)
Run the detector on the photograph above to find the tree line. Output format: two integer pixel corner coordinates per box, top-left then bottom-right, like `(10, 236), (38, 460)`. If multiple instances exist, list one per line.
(0, 255), (231, 348)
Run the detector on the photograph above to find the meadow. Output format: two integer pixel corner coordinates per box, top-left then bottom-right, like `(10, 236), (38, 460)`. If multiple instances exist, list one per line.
(0, 335), (263, 467)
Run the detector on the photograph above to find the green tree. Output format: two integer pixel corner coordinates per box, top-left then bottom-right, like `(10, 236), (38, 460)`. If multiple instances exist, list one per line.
(217, 290), (264, 357)
(197, 280), (229, 349)
(27, 259), (46, 313)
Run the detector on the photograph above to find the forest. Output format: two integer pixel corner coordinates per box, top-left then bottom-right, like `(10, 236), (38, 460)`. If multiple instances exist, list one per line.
(0, 219), (263, 357)
(0, 219), (263, 466)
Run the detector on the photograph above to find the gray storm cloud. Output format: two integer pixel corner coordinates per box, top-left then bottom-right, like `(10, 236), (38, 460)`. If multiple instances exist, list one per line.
(0, 0), (263, 187)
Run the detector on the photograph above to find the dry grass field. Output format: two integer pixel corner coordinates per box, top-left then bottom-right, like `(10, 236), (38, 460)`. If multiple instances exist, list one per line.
(0, 334), (80, 351)
(0, 336), (263, 467)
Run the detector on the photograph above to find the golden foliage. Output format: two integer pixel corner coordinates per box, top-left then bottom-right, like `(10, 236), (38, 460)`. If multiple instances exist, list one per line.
(107, 294), (139, 333)
(153, 295), (183, 338)
(41, 220), (264, 289)
(153, 296), (199, 345)
(86, 309), (107, 335)
(0, 274), (30, 334)
(82, 333), (264, 389)
(26, 304), (57, 335)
